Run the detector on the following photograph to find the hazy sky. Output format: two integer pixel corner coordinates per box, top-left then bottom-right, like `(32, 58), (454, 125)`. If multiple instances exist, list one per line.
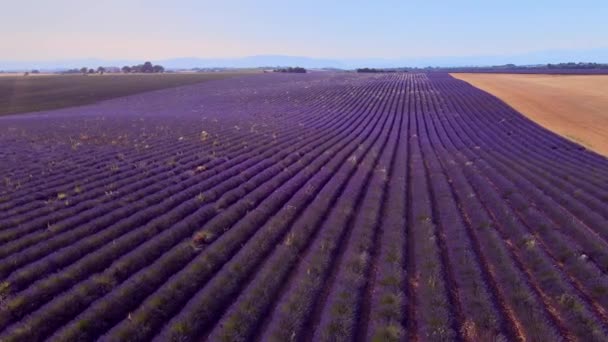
(2, 0), (607, 60)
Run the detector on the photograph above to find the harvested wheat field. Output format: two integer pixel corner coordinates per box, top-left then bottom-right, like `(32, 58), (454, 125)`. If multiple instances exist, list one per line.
(452, 73), (608, 157)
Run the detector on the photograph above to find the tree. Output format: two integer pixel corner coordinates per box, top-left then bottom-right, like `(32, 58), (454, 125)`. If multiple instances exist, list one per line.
(355, 68), (397, 73)
(88, 68), (95, 74)
(357, 68), (381, 73)
(120, 62), (166, 73)
(31, 69), (40, 74)
(80, 67), (88, 75)
(142, 61), (154, 73)
(97, 66), (106, 75)
(273, 66), (307, 73)
(63, 68), (82, 74)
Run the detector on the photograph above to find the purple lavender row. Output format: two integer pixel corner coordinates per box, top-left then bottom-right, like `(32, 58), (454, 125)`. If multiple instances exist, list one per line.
(0, 76), (365, 279)
(448, 91), (608, 239)
(46, 74), (385, 342)
(434, 74), (605, 192)
(51, 105), (376, 341)
(487, 147), (607, 227)
(150, 74), (401, 342)
(0, 76), (337, 221)
(478, 169), (608, 332)
(472, 156), (608, 273)
(434, 77), (608, 232)
(422, 75), (564, 340)
(442, 76), (608, 199)
(444, 162), (563, 340)
(432, 74), (608, 186)
(0, 74), (376, 270)
(0, 79), (370, 336)
(0, 133), (149, 200)
(0, 107), (332, 302)
(0, 72), (342, 216)
(430, 76), (601, 338)
(0, 83), (337, 254)
(462, 94), (608, 214)
(429, 73), (608, 172)
(0, 132), (226, 233)
(0, 141), (255, 283)
(0, 119), (253, 224)
(417, 77), (509, 340)
(436, 79), (599, 195)
(435, 78), (607, 339)
(434, 85), (608, 337)
(310, 75), (404, 342)
(462, 77), (608, 172)
(101, 74), (394, 342)
(462, 162), (607, 341)
(0, 149), (217, 258)
(0, 119), (295, 281)
(436, 79), (608, 266)
(0, 147), (143, 219)
(0, 120), (206, 217)
(364, 75), (410, 342)
(8, 124), (340, 341)
(0, 155), (275, 332)
(398, 75), (456, 341)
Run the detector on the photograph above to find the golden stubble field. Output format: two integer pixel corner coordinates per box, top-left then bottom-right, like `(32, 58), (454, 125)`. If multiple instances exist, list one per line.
(451, 73), (608, 157)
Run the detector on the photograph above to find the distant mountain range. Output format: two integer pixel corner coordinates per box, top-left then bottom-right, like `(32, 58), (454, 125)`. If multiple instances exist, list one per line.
(2, 48), (608, 71)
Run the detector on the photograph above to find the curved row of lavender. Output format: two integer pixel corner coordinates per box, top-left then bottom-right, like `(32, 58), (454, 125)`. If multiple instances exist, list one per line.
(0, 72), (607, 341)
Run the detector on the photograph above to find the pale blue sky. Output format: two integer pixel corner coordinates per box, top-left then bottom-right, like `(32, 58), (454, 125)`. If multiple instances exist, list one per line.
(1, 0), (607, 60)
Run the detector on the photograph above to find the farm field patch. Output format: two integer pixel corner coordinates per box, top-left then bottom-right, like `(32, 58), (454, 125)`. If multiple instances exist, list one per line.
(0, 72), (255, 116)
(452, 73), (608, 156)
(0, 72), (607, 341)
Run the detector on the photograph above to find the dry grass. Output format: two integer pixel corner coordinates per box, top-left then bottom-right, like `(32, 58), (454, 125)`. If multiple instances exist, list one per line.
(0, 72), (257, 116)
(451, 73), (608, 157)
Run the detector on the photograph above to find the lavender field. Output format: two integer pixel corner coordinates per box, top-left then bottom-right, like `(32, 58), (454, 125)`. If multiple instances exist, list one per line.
(1, 72), (607, 341)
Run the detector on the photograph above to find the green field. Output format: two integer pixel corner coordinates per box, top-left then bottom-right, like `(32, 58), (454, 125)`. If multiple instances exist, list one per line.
(0, 72), (255, 116)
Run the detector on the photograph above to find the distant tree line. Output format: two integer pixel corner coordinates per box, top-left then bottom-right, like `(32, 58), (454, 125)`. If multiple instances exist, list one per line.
(351, 62), (608, 73)
(61, 66), (113, 75)
(58, 68), (83, 74)
(121, 61), (165, 73)
(59, 61), (165, 75)
(273, 67), (307, 73)
(436, 62), (608, 73)
(356, 68), (399, 73)
(546, 62), (608, 69)
(464, 62), (608, 70)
